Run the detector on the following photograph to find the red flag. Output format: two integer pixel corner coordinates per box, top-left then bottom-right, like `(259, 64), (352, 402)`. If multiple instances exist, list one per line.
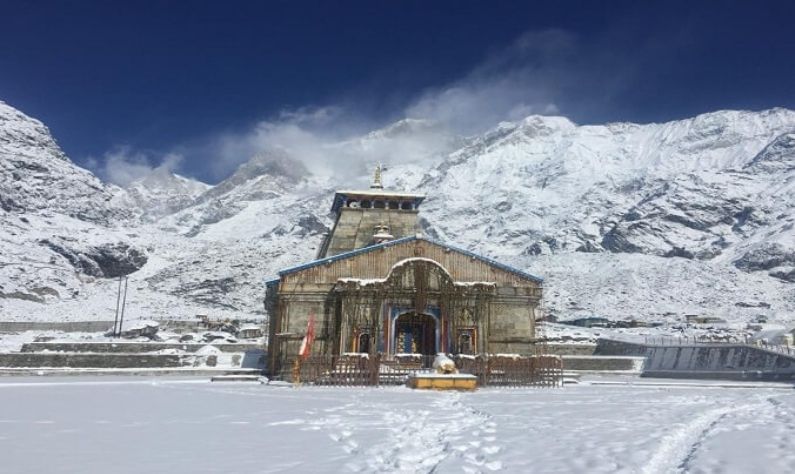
(299, 313), (315, 359)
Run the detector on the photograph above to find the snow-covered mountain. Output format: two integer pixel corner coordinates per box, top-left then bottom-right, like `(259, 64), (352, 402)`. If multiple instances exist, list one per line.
(1, 99), (793, 324)
(419, 110), (795, 268)
(413, 110), (795, 320)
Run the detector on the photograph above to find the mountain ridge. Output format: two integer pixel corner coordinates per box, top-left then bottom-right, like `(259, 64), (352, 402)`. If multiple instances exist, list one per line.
(1, 101), (793, 324)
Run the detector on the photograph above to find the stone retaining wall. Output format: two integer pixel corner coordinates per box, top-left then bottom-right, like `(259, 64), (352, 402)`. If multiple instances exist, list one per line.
(0, 319), (220, 333)
(596, 338), (795, 380)
(541, 343), (597, 356)
(0, 321), (117, 333)
(0, 353), (192, 368)
(20, 342), (262, 353)
(561, 355), (644, 372)
(0, 368), (262, 377)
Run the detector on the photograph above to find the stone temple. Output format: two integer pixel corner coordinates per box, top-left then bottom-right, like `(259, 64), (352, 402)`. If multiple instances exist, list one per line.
(265, 167), (542, 377)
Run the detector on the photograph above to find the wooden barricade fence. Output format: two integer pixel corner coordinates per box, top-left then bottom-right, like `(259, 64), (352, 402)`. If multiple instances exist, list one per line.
(297, 354), (380, 386)
(292, 353), (562, 387)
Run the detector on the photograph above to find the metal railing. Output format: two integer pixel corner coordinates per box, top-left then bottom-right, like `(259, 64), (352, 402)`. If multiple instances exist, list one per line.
(643, 336), (795, 356)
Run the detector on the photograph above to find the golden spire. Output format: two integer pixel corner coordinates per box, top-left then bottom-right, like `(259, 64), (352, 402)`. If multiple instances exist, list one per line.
(370, 163), (383, 189)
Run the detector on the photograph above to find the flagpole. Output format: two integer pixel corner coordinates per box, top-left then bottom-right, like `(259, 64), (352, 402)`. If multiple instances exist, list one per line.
(293, 313), (316, 386)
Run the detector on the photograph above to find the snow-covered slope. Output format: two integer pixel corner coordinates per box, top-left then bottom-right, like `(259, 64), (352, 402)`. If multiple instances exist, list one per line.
(1, 100), (793, 324)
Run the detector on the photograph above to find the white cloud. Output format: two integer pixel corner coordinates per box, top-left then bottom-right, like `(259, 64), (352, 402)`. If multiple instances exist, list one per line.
(94, 28), (631, 184)
(405, 29), (577, 134)
(91, 147), (183, 186)
(198, 107), (460, 182)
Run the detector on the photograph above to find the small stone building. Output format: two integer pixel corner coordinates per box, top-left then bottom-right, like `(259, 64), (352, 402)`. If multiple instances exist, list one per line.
(265, 168), (542, 376)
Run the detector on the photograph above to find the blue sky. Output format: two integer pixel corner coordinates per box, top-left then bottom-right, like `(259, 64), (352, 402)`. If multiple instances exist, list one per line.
(2, 1), (794, 183)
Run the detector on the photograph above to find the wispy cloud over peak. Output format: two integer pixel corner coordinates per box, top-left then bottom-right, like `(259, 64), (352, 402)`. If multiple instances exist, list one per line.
(88, 147), (184, 187)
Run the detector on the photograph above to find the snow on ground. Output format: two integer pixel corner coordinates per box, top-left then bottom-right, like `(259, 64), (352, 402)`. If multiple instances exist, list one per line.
(0, 377), (793, 473)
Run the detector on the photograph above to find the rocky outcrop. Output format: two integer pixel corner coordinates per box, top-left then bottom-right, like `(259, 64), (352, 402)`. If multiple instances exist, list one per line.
(41, 239), (148, 278)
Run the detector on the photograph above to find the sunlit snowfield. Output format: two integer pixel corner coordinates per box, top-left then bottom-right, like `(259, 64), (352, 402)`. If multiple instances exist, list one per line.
(1, 377), (794, 473)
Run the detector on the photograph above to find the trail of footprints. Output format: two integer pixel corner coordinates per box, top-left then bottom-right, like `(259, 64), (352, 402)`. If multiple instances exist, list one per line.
(766, 396), (795, 459)
(318, 392), (504, 473)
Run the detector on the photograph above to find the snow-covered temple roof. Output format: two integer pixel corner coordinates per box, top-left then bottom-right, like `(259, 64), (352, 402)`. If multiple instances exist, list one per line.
(265, 235), (543, 286)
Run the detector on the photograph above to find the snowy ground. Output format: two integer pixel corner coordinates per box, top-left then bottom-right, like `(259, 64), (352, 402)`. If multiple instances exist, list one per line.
(0, 377), (793, 473)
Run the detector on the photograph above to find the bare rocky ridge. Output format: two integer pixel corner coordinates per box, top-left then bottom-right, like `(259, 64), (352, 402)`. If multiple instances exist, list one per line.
(0, 100), (793, 323)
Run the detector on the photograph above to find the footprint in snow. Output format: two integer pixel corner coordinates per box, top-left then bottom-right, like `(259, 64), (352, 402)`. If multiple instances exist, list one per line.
(482, 445), (501, 455)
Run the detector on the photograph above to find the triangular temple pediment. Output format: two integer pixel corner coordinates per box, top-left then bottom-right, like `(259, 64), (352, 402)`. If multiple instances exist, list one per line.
(272, 236), (542, 288)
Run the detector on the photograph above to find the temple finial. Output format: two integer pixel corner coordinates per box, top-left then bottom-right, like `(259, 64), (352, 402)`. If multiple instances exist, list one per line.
(370, 163), (383, 189)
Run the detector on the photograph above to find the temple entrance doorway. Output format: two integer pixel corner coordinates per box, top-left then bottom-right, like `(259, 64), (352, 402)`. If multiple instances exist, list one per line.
(394, 312), (437, 355)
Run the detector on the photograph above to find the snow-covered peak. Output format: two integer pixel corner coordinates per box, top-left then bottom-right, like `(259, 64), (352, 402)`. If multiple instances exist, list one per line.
(363, 118), (441, 140)
(0, 101), (131, 225)
(199, 148), (308, 203)
(331, 118), (465, 174)
(0, 100), (67, 162)
(124, 168), (211, 220)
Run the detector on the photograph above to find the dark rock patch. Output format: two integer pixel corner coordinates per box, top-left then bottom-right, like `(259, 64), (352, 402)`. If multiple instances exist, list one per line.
(41, 239), (148, 278)
(601, 227), (644, 253)
(734, 244), (795, 272)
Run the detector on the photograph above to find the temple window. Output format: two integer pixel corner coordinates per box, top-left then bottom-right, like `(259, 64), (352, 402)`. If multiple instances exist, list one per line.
(358, 333), (371, 354)
(374, 200), (385, 209)
(361, 200), (372, 209)
(401, 201), (413, 210)
(457, 329), (476, 354)
(388, 201), (399, 210)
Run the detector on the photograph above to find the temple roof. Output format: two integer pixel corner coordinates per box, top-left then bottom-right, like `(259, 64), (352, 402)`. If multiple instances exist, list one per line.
(330, 189), (426, 213)
(265, 235), (543, 286)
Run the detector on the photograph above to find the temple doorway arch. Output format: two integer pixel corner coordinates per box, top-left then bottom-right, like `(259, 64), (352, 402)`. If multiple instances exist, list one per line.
(394, 312), (437, 355)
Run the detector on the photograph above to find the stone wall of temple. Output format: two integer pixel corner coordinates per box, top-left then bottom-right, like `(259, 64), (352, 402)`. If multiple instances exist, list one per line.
(486, 295), (536, 354)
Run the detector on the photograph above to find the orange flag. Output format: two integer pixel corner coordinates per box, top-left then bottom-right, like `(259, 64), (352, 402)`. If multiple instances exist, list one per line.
(299, 313), (315, 359)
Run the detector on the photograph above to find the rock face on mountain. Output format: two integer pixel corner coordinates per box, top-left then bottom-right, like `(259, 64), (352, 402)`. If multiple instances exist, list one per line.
(0, 101), (148, 308)
(1, 99), (793, 323)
